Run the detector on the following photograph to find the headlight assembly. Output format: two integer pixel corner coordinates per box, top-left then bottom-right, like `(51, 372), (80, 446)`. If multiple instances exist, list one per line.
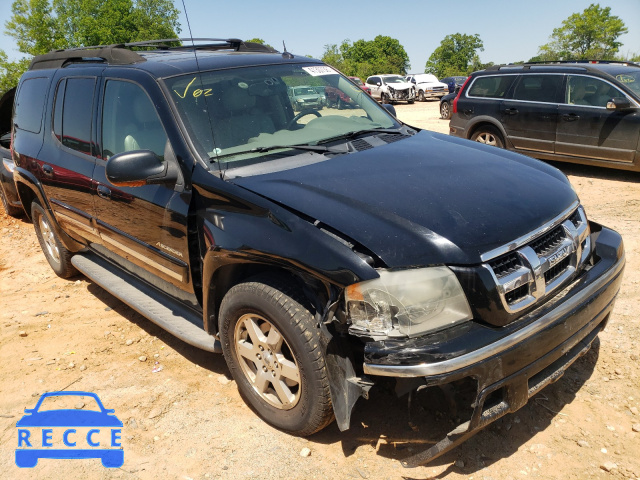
(345, 267), (472, 338)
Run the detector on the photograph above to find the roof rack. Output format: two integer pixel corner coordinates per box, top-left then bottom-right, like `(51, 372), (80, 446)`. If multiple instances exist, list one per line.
(485, 60), (640, 71)
(29, 38), (279, 70)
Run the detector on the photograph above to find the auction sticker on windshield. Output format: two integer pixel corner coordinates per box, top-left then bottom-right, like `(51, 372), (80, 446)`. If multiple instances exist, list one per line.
(302, 66), (337, 76)
(15, 391), (124, 468)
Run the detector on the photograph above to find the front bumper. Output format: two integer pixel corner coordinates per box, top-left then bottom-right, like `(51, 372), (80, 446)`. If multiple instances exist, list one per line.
(362, 225), (624, 465)
(387, 89), (415, 101)
(422, 90), (447, 99)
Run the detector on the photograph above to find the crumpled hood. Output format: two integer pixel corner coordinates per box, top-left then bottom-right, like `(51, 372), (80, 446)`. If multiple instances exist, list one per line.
(386, 82), (412, 91)
(232, 131), (577, 267)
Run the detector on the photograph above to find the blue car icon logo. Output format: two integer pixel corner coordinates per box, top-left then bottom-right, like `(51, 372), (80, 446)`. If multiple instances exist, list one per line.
(15, 391), (123, 468)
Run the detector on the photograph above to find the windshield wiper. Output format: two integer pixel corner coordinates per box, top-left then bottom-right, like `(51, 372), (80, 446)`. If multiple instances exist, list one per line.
(318, 127), (409, 144)
(211, 143), (347, 161)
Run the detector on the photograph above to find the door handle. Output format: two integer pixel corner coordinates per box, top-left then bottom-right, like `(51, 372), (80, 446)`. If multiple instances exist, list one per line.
(42, 164), (53, 176)
(504, 108), (518, 115)
(96, 184), (111, 199)
(562, 113), (580, 121)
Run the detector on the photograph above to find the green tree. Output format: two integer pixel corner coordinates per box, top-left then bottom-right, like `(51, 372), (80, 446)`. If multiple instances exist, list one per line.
(5, 0), (62, 56)
(424, 33), (483, 78)
(321, 36), (410, 80)
(536, 3), (627, 60)
(245, 37), (274, 49)
(1, 0), (181, 95)
(0, 51), (30, 97)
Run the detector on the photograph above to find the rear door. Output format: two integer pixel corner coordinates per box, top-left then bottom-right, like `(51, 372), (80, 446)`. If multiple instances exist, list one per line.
(37, 71), (102, 244)
(556, 74), (640, 164)
(92, 72), (194, 293)
(500, 74), (563, 154)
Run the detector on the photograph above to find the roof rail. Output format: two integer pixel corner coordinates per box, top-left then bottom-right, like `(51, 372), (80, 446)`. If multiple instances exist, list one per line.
(485, 60), (639, 71)
(28, 38), (279, 70)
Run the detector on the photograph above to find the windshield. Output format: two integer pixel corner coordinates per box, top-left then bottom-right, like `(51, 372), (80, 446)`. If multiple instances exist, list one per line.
(616, 71), (640, 95)
(349, 77), (364, 85)
(165, 64), (398, 167)
(383, 76), (406, 84)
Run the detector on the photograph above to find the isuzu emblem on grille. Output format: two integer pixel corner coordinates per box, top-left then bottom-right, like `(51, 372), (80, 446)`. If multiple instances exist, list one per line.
(547, 245), (571, 267)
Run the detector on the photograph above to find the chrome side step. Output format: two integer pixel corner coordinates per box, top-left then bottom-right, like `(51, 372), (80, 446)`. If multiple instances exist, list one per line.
(71, 252), (221, 353)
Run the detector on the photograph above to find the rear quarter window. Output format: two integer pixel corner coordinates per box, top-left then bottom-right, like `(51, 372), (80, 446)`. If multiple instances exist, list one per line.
(468, 75), (515, 98)
(14, 77), (49, 133)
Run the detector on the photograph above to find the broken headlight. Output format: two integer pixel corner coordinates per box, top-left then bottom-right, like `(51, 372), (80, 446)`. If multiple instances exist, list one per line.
(345, 267), (472, 338)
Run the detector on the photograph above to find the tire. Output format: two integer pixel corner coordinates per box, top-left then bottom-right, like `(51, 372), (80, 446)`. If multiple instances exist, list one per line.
(440, 101), (451, 120)
(407, 99), (415, 104)
(471, 125), (505, 148)
(31, 201), (78, 278)
(418, 90), (425, 102)
(337, 97), (344, 110)
(219, 278), (334, 436)
(380, 93), (388, 104)
(0, 184), (23, 217)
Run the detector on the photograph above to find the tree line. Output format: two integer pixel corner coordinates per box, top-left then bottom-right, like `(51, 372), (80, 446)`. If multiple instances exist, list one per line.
(1, 2), (638, 97)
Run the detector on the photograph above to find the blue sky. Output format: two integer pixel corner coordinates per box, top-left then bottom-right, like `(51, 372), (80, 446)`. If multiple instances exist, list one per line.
(1, 0), (639, 70)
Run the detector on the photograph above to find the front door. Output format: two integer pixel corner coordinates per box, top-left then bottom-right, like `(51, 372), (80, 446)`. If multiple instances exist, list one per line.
(556, 74), (640, 164)
(92, 77), (193, 293)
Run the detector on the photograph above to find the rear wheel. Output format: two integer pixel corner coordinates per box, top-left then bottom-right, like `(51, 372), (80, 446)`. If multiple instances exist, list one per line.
(219, 278), (334, 436)
(0, 184), (22, 217)
(471, 126), (504, 148)
(440, 101), (451, 119)
(31, 201), (77, 278)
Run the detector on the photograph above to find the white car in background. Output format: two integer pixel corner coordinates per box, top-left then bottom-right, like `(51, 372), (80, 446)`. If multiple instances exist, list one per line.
(365, 75), (415, 104)
(405, 73), (448, 101)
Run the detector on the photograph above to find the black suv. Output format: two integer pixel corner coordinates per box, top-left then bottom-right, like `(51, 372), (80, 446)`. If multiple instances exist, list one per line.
(11, 40), (625, 465)
(449, 61), (640, 172)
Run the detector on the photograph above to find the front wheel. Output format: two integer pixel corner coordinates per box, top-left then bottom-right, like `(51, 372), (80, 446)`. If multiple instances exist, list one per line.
(471, 126), (505, 148)
(380, 93), (388, 104)
(418, 90), (425, 102)
(219, 278), (334, 436)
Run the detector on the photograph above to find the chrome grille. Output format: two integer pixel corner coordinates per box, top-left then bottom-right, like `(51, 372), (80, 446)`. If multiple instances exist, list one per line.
(483, 205), (591, 314)
(530, 226), (565, 256)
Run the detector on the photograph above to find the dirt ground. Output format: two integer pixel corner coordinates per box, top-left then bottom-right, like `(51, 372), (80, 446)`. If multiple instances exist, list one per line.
(1, 100), (639, 480)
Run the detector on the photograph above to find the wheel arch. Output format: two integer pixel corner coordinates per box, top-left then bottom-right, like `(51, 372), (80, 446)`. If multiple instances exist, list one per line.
(14, 168), (84, 252)
(466, 117), (508, 143)
(202, 257), (333, 336)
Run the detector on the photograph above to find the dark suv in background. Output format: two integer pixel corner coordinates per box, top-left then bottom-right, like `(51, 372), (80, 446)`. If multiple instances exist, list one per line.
(449, 61), (640, 171)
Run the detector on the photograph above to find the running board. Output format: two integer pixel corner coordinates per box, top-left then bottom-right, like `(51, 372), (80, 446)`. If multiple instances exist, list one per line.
(71, 253), (222, 353)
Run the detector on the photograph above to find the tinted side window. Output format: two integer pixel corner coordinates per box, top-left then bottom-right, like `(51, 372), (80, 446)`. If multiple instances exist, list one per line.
(367, 77), (379, 85)
(512, 74), (562, 103)
(14, 77), (49, 133)
(467, 75), (515, 98)
(54, 77), (96, 155)
(565, 75), (623, 107)
(101, 80), (167, 160)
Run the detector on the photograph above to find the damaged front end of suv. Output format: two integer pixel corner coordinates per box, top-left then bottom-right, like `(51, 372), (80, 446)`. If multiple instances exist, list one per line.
(386, 84), (415, 103)
(340, 206), (624, 466)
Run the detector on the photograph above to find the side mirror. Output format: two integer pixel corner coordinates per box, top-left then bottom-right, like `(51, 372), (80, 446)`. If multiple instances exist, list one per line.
(376, 82), (381, 87)
(606, 97), (632, 111)
(382, 103), (397, 117)
(106, 150), (174, 187)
